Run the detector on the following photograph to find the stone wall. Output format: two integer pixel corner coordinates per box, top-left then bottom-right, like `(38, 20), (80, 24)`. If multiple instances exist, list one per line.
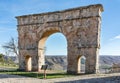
(112, 63), (120, 73)
(16, 4), (103, 74)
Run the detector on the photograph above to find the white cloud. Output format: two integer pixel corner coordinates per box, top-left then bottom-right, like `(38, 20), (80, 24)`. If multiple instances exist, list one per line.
(110, 34), (120, 41)
(115, 35), (120, 39)
(0, 27), (15, 32)
(0, 21), (12, 24)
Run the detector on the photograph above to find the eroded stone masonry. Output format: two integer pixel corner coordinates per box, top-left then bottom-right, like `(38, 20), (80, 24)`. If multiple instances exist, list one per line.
(16, 4), (103, 74)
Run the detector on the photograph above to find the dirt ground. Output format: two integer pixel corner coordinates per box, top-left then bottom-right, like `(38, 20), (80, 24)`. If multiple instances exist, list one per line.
(0, 73), (120, 83)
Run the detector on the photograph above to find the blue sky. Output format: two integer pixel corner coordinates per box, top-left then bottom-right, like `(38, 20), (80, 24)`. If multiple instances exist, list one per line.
(0, 0), (120, 55)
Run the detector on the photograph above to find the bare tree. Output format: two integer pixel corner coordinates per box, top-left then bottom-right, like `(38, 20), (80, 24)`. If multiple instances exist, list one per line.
(2, 37), (19, 60)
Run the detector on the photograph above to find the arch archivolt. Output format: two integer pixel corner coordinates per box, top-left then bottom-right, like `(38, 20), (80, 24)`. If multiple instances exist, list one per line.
(17, 4), (103, 74)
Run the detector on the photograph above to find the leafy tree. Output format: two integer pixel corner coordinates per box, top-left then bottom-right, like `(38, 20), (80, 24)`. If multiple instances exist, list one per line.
(7, 57), (14, 65)
(0, 53), (4, 62)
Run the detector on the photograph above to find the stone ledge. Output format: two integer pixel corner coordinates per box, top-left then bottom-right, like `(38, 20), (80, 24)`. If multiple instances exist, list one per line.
(17, 16), (101, 26)
(16, 4), (103, 26)
(16, 4), (103, 18)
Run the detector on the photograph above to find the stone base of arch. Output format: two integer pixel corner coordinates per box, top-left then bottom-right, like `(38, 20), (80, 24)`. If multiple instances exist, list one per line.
(67, 47), (99, 74)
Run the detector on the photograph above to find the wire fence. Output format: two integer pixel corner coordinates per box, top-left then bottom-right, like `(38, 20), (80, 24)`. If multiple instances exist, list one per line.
(101, 67), (120, 74)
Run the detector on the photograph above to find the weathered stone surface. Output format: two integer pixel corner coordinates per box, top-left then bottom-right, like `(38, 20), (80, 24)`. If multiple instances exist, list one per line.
(16, 4), (103, 74)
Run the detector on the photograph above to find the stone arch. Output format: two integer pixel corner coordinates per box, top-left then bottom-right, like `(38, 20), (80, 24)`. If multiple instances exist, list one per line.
(37, 27), (68, 71)
(16, 4), (103, 74)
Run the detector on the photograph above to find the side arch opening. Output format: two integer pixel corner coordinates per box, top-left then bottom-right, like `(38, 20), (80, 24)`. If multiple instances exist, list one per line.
(77, 55), (86, 74)
(25, 55), (32, 71)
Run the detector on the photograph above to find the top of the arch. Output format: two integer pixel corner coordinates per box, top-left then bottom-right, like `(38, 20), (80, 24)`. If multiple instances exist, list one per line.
(16, 4), (103, 26)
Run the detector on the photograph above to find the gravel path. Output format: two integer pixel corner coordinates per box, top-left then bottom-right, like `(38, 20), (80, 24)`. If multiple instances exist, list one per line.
(0, 73), (120, 83)
(0, 74), (48, 83)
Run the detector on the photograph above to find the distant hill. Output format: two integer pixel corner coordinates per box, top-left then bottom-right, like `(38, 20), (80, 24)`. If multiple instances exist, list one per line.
(99, 55), (120, 66)
(45, 55), (120, 70)
(45, 56), (67, 70)
(5, 55), (120, 70)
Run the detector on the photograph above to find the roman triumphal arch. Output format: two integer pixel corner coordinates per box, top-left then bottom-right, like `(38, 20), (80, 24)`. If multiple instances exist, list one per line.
(16, 4), (103, 74)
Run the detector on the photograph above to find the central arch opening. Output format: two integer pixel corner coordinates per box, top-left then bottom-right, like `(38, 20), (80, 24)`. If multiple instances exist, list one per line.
(45, 33), (67, 71)
(38, 30), (67, 72)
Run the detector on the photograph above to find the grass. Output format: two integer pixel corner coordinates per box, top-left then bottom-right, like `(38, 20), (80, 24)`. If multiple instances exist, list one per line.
(0, 62), (75, 79)
(0, 70), (75, 79)
(0, 62), (18, 68)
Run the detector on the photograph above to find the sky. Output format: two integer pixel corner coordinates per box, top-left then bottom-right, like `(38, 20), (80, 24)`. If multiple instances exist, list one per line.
(0, 0), (120, 56)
